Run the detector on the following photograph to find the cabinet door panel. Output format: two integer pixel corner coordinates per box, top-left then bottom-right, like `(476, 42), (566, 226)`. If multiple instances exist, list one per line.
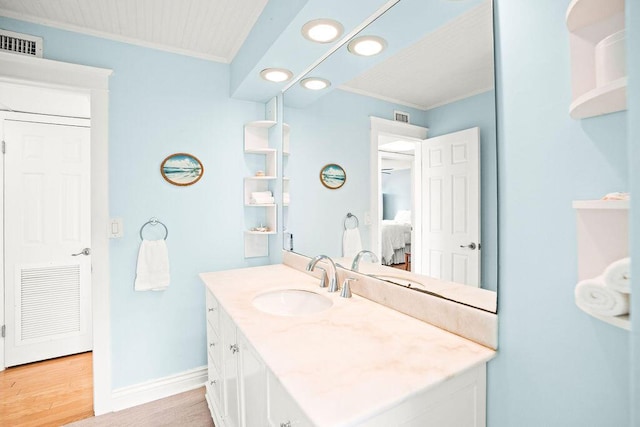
(239, 331), (267, 426)
(267, 372), (312, 427)
(221, 308), (241, 427)
(206, 290), (220, 333)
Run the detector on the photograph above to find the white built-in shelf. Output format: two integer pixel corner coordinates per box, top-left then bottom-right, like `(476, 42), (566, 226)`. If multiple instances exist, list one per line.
(245, 230), (277, 235)
(245, 147), (277, 155)
(573, 198), (629, 330)
(243, 119), (278, 258)
(566, 0), (626, 119)
(244, 176), (277, 180)
(244, 120), (276, 152)
(575, 303), (630, 330)
(569, 77), (627, 119)
(566, 0), (624, 32)
(572, 199), (629, 209)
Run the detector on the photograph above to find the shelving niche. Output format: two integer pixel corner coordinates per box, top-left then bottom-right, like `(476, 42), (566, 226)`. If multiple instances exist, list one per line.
(573, 199), (629, 330)
(244, 120), (277, 258)
(566, 0), (626, 119)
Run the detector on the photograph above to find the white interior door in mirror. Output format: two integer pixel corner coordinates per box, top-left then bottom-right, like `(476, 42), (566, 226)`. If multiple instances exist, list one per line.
(4, 119), (92, 367)
(420, 127), (480, 287)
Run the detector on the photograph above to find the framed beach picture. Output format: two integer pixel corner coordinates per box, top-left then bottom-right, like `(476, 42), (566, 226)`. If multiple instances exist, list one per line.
(160, 153), (204, 186)
(319, 163), (346, 189)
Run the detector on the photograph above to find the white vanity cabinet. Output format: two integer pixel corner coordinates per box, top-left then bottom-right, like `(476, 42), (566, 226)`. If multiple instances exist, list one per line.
(206, 290), (270, 427)
(202, 265), (495, 427)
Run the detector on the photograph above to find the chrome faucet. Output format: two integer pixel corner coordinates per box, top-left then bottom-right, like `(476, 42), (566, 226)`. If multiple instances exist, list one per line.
(306, 255), (339, 292)
(351, 250), (379, 271)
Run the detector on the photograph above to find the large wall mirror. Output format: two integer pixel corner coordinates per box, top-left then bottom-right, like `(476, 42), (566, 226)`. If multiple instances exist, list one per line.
(282, 0), (497, 313)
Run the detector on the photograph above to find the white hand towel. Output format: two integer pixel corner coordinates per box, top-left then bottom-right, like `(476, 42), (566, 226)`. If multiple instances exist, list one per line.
(250, 196), (275, 204)
(603, 257), (631, 294)
(575, 276), (629, 317)
(342, 228), (362, 258)
(251, 191), (272, 199)
(135, 239), (170, 291)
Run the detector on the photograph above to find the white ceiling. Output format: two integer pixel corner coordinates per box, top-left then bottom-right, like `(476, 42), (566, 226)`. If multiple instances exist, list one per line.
(0, 0), (268, 62)
(0, 0), (494, 110)
(340, 1), (494, 111)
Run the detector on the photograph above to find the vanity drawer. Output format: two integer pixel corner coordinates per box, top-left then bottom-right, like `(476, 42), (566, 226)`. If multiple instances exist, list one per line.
(206, 289), (220, 333)
(267, 372), (312, 427)
(206, 322), (222, 371)
(206, 354), (223, 411)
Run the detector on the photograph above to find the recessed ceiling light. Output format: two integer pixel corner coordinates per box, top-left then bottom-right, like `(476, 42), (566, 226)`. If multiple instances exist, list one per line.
(300, 77), (331, 90)
(302, 19), (344, 43)
(260, 68), (293, 83)
(347, 36), (387, 56)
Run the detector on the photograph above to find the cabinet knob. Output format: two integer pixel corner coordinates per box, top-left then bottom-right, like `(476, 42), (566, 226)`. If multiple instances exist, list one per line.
(209, 342), (215, 348)
(280, 422), (291, 427)
(229, 344), (239, 354)
(208, 307), (216, 312)
(210, 379), (217, 385)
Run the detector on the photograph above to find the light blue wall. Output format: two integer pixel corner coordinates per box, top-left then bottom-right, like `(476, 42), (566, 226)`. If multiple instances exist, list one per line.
(382, 169), (412, 220)
(0, 17), (271, 389)
(283, 89), (427, 258)
(628, 0), (640, 424)
(424, 90), (498, 291)
(489, 1), (630, 426)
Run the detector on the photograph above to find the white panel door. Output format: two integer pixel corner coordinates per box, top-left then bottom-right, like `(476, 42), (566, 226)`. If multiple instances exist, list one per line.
(420, 127), (480, 287)
(4, 119), (92, 367)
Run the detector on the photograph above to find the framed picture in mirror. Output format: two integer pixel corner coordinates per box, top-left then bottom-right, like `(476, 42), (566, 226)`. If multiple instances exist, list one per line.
(320, 163), (346, 189)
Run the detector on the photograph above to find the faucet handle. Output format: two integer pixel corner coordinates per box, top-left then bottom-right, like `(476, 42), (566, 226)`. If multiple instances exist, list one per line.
(315, 267), (328, 288)
(340, 278), (357, 298)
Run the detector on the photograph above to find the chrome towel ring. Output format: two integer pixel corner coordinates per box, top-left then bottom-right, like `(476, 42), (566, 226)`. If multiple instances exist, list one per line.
(344, 212), (359, 230)
(139, 217), (168, 240)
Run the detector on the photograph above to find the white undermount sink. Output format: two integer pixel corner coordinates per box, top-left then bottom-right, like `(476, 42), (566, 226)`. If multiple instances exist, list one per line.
(252, 289), (332, 316)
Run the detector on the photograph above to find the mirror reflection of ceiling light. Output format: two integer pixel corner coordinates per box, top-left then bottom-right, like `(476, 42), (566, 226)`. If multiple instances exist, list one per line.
(300, 77), (331, 90)
(260, 68), (293, 83)
(347, 35), (387, 56)
(302, 19), (344, 43)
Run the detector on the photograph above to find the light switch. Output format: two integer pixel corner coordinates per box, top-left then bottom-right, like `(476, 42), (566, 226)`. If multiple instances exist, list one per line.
(364, 211), (372, 226)
(109, 218), (123, 238)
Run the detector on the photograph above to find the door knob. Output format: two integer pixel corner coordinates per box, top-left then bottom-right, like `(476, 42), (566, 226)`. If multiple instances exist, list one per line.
(72, 248), (91, 256)
(459, 243), (477, 250)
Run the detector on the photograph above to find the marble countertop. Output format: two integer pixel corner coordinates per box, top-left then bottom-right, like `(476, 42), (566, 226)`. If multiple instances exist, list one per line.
(200, 264), (495, 427)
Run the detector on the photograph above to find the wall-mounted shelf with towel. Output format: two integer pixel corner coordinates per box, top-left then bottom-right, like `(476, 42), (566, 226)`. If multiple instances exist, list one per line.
(573, 199), (630, 330)
(243, 120), (279, 258)
(566, 0), (626, 119)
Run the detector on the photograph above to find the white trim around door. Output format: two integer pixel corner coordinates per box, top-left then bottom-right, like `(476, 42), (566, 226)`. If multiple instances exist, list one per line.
(0, 51), (113, 415)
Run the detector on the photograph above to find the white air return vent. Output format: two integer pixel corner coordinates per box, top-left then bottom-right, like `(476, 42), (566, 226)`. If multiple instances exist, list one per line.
(0, 29), (43, 57)
(394, 110), (410, 123)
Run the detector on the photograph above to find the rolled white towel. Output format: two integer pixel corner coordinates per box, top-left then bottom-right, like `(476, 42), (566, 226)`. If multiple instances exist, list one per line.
(575, 276), (629, 317)
(250, 196), (275, 204)
(251, 191), (272, 199)
(603, 257), (631, 294)
(283, 192), (290, 203)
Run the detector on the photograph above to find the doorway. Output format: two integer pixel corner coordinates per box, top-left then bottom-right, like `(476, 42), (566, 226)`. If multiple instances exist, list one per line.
(0, 53), (112, 415)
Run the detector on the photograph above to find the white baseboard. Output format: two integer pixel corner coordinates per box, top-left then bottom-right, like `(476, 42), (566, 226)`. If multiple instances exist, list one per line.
(110, 365), (207, 412)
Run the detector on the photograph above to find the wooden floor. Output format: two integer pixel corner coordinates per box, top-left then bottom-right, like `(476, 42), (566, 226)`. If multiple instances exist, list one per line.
(0, 352), (93, 427)
(66, 387), (214, 427)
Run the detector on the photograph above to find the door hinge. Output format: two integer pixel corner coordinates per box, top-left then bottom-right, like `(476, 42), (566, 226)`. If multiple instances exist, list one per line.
(1, 325), (5, 338)
(1, 140), (5, 154)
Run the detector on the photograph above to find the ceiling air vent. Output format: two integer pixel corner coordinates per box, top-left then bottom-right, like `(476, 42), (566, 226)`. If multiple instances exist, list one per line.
(0, 29), (43, 58)
(394, 110), (410, 123)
